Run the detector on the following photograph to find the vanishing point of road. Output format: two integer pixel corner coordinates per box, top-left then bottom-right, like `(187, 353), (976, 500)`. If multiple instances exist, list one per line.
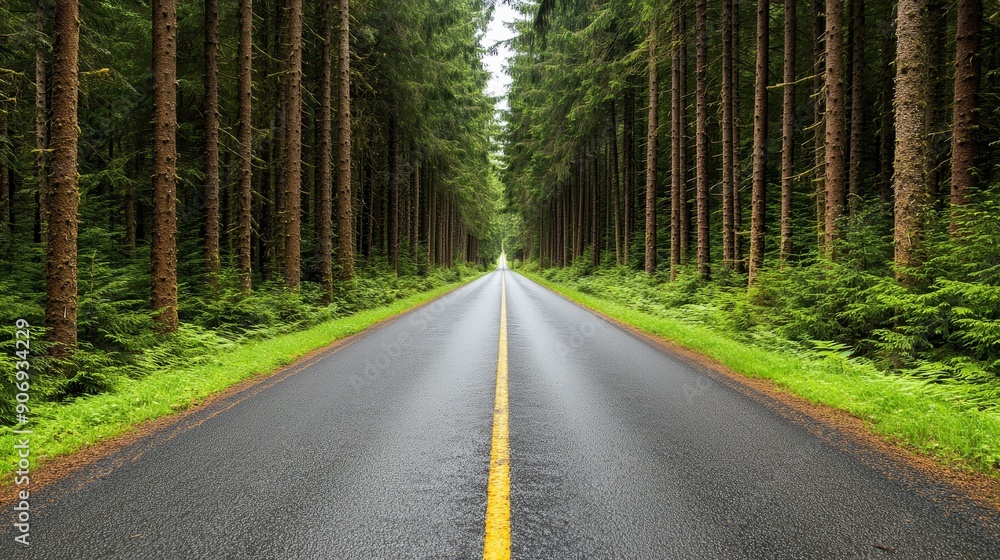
(2, 265), (998, 558)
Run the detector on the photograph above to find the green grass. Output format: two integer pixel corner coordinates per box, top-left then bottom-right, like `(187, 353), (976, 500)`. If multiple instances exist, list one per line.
(0, 274), (483, 479)
(522, 271), (1000, 478)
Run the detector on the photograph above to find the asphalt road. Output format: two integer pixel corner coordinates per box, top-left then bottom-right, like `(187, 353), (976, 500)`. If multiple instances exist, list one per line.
(2, 267), (998, 558)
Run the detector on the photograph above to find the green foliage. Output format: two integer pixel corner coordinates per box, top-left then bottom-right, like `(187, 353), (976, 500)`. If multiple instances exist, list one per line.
(0, 256), (485, 425)
(526, 271), (1000, 475)
(0, 274), (482, 479)
(521, 189), (1000, 420)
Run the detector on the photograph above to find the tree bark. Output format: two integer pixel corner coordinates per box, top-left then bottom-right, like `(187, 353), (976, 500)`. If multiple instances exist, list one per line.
(671, 18), (682, 280)
(924, 0), (947, 203)
(46, 0), (81, 354)
(731, 4), (743, 272)
(337, 0), (354, 280)
(823, 0), (846, 253)
(411, 159), (420, 267)
(388, 118), (399, 273)
(204, 0), (221, 283)
(721, 0), (735, 270)
(678, 14), (689, 264)
(847, 0), (864, 218)
(0, 108), (7, 250)
(780, 0), (796, 263)
(644, 20), (658, 275)
(590, 142), (601, 267)
(36, 0), (49, 249)
(892, 0), (929, 284)
(950, 0), (982, 231)
(610, 101), (622, 265)
(749, 0), (769, 285)
(317, 0), (334, 300)
(623, 89), (635, 265)
(813, 1), (825, 247)
(151, 0), (178, 333)
(236, 0), (253, 294)
(695, 0), (710, 280)
(283, 0), (303, 287)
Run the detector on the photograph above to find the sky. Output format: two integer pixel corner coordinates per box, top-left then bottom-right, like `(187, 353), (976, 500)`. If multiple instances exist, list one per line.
(481, 2), (521, 115)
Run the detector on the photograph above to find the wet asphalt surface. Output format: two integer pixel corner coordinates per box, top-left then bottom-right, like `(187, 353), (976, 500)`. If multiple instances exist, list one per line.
(1, 268), (998, 559)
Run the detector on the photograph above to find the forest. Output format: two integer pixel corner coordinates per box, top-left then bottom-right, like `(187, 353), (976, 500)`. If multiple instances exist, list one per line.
(0, 0), (507, 407)
(0, 0), (999, 476)
(503, 0), (1000, 431)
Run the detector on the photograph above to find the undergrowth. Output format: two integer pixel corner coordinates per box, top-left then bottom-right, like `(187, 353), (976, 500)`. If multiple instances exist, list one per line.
(0, 252), (484, 424)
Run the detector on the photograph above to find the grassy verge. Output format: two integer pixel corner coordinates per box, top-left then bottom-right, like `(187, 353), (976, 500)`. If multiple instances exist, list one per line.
(521, 270), (1000, 478)
(0, 273), (484, 479)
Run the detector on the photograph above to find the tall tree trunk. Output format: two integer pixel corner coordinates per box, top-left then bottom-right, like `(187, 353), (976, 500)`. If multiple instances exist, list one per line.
(678, 15), (690, 264)
(623, 89), (635, 265)
(610, 101), (622, 265)
(893, 0), (929, 284)
(644, 20), (658, 275)
(46, 0), (81, 354)
(779, 0), (796, 263)
(317, 0), (333, 299)
(731, 3), (743, 272)
(576, 155), (585, 259)
(204, 0), (221, 283)
(35, 0), (49, 249)
(924, 0), (947, 203)
(592, 146), (600, 266)
(823, 0), (846, 253)
(337, 0), (354, 280)
(671, 20), (682, 280)
(237, 0), (253, 294)
(283, 0), (303, 287)
(272, 76), (286, 276)
(0, 107), (7, 253)
(721, 0), (735, 270)
(151, 0), (178, 333)
(813, 0), (825, 247)
(388, 118), (399, 273)
(749, 0), (769, 285)
(412, 159), (420, 267)
(847, 0), (864, 218)
(426, 175), (435, 266)
(950, 0), (982, 232)
(695, 0), (710, 280)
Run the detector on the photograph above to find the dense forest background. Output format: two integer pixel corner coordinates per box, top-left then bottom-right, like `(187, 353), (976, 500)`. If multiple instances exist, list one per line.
(2, 0), (1000, 427)
(0, 0), (508, 407)
(503, 0), (1000, 409)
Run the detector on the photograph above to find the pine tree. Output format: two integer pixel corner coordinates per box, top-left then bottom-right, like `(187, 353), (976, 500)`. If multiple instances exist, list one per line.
(283, 0), (304, 287)
(950, 0), (982, 231)
(317, 0), (334, 300)
(237, 0), (254, 295)
(46, 0), (81, 353)
(748, 0), (769, 284)
(695, 0), (710, 280)
(337, 0), (354, 280)
(644, 18), (658, 275)
(779, 0), (795, 263)
(204, 0), (221, 283)
(151, 0), (179, 333)
(823, 0), (846, 253)
(893, 0), (930, 283)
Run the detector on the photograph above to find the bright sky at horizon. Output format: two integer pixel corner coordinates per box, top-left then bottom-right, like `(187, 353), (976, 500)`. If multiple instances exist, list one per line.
(481, 2), (520, 115)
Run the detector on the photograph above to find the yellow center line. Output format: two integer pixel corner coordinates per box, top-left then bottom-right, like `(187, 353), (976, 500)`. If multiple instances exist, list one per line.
(484, 270), (511, 560)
